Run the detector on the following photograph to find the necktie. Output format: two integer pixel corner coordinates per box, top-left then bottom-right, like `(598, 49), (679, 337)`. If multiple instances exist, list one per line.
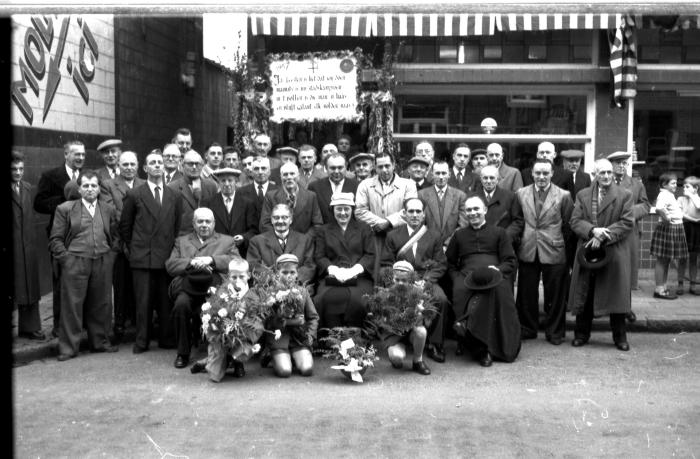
(535, 189), (544, 216)
(599, 187), (607, 205)
(166, 173), (172, 184)
(225, 196), (232, 213)
(437, 188), (444, 201)
(86, 203), (95, 217)
(72, 169), (78, 181)
(615, 177), (621, 186)
(13, 183), (20, 195)
(279, 237), (286, 251)
(155, 186), (161, 206)
(457, 171), (463, 182)
(287, 192), (296, 210)
(485, 193), (491, 204)
(257, 185), (264, 201)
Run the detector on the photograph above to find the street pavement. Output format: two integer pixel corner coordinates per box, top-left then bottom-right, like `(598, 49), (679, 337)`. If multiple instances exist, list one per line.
(13, 333), (700, 457)
(12, 269), (700, 365)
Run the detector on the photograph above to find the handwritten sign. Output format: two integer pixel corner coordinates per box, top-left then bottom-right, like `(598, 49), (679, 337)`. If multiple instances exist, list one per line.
(269, 56), (362, 123)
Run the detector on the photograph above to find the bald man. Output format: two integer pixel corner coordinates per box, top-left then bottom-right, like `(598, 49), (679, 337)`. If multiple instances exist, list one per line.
(486, 143), (523, 193)
(521, 141), (573, 194)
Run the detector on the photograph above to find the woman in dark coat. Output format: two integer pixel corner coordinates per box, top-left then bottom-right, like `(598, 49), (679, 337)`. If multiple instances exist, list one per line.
(314, 192), (375, 329)
(12, 151), (44, 340)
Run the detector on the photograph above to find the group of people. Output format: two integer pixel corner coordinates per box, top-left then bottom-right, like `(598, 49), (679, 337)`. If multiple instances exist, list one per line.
(12, 127), (699, 381)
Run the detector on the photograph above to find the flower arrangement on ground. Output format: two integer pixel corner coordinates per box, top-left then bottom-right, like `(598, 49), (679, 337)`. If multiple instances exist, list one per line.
(319, 327), (378, 383)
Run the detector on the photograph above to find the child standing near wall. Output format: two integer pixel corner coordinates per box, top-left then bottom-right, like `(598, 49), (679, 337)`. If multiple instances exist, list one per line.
(677, 176), (700, 295)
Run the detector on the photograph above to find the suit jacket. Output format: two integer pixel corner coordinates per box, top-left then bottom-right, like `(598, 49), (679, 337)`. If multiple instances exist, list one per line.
(12, 181), (41, 304)
(567, 170), (592, 198)
(163, 170), (183, 186)
(497, 163), (524, 193)
(513, 184), (574, 265)
(246, 230), (316, 284)
(476, 186), (521, 246)
(260, 187), (323, 235)
(522, 165), (573, 194)
(100, 175), (146, 219)
(167, 176), (219, 236)
(49, 199), (120, 259)
(381, 226), (447, 284)
(413, 178), (433, 191)
(308, 177), (359, 224)
(297, 168), (327, 189)
(617, 174), (650, 227)
(201, 192), (258, 255)
(418, 185), (467, 246)
(119, 182), (182, 269)
(355, 174), (418, 229)
(314, 219), (375, 278)
(34, 165), (72, 235)
(96, 166), (119, 183)
(448, 168), (480, 194)
(239, 181), (279, 231)
(165, 232), (239, 296)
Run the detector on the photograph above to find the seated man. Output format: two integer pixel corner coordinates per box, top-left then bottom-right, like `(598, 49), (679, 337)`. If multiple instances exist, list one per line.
(446, 196), (521, 367)
(381, 197), (449, 364)
(266, 254), (319, 378)
(165, 207), (239, 369)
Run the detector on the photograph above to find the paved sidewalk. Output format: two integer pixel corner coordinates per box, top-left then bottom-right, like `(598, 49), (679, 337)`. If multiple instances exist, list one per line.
(12, 269), (699, 365)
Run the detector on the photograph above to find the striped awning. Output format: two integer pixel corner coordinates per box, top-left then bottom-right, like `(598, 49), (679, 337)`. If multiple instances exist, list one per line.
(250, 13), (624, 37)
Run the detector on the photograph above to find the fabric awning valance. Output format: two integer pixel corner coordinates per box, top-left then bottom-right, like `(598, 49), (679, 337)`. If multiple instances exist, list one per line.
(249, 13), (625, 37)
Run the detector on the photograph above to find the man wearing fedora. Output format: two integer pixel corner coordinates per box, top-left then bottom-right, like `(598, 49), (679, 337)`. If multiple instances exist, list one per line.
(446, 195), (520, 366)
(568, 159), (635, 351)
(308, 153), (359, 225)
(95, 138), (122, 182)
(165, 207), (239, 369)
(202, 167), (258, 258)
(513, 159), (574, 345)
(349, 152), (375, 183)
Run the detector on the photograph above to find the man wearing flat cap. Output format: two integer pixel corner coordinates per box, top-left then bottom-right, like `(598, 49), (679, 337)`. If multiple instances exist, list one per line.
(561, 149), (592, 197)
(349, 152), (375, 182)
(96, 138), (122, 182)
(270, 146), (299, 185)
(406, 156), (433, 191)
(568, 159), (635, 351)
(470, 149), (489, 175)
(202, 167), (258, 258)
(607, 150), (650, 299)
(165, 207), (239, 369)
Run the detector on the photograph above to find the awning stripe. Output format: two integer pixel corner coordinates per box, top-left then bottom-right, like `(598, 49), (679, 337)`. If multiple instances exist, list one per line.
(251, 13), (634, 36)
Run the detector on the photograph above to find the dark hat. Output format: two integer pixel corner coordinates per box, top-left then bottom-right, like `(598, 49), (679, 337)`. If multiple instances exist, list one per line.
(471, 148), (488, 159)
(464, 267), (503, 291)
(560, 149), (585, 159)
(212, 167), (242, 177)
(182, 267), (214, 296)
(406, 156), (430, 167)
(97, 139), (122, 152)
(606, 151), (631, 162)
(576, 244), (611, 270)
(348, 152), (374, 164)
(275, 146), (299, 158)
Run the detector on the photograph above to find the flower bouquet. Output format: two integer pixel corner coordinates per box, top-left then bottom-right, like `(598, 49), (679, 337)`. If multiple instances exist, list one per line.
(253, 267), (310, 344)
(319, 327), (378, 383)
(364, 274), (439, 343)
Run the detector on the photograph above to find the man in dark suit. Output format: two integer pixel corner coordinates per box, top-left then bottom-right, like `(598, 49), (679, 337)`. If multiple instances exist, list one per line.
(269, 146), (299, 185)
(260, 163), (323, 236)
(49, 170), (120, 360)
(34, 140), (86, 337)
(418, 161), (467, 249)
(202, 167), (258, 258)
(100, 151), (145, 338)
(308, 153), (359, 224)
(381, 198), (449, 364)
(247, 203), (316, 285)
(162, 143), (184, 185)
(165, 207), (239, 369)
(95, 138), (122, 182)
(522, 142), (573, 194)
(476, 165), (521, 248)
(168, 150), (219, 236)
(120, 151), (183, 353)
(253, 133), (282, 170)
(406, 156), (433, 191)
(561, 149), (592, 198)
(239, 156), (278, 232)
(297, 145), (326, 189)
(448, 144), (480, 194)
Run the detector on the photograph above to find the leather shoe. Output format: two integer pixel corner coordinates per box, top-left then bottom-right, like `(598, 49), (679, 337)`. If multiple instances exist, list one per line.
(174, 354), (189, 369)
(455, 342), (465, 356)
(547, 336), (564, 345)
(615, 341), (630, 351)
(626, 311), (637, 323)
(653, 291), (677, 300)
(190, 361), (206, 374)
(57, 353), (76, 362)
(412, 360), (431, 375)
(132, 345), (148, 354)
(571, 338), (587, 347)
(232, 361), (246, 378)
(391, 360), (403, 369)
(478, 352), (493, 367)
(91, 345), (118, 353)
(18, 331), (46, 340)
(259, 348), (272, 368)
(426, 344), (446, 363)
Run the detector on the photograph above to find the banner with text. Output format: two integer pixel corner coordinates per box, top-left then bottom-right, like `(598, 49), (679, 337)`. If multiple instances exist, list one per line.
(269, 56), (362, 123)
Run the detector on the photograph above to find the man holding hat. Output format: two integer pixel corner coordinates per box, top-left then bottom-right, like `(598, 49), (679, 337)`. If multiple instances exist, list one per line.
(96, 138), (122, 182)
(607, 150), (650, 296)
(406, 155), (433, 190)
(308, 153), (359, 224)
(568, 159), (635, 351)
(165, 207), (239, 369)
(348, 152), (375, 182)
(202, 167), (258, 258)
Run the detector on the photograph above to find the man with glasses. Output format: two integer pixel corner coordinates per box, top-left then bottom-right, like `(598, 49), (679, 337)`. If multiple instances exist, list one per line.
(162, 143), (183, 185)
(168, 150), (219, 236)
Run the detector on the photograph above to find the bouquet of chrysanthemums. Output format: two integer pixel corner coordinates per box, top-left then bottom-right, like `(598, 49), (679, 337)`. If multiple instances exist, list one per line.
(319, 327), (378, 383)
(254, 267), (308, 333)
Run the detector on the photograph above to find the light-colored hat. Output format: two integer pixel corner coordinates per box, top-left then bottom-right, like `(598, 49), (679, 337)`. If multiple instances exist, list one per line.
(406, 156), (430, 167)
(275, 146), (299, 157)
(607, 151), (631, 162)
(348, 152), (374, 164)
(560, 149), (585, 159)
(97, 139), (122, 151)
(392, 260), (414, 273)
(212, 167), (242, 177)
(276, 253), (299, 267)
(329, 192), (355, 207)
